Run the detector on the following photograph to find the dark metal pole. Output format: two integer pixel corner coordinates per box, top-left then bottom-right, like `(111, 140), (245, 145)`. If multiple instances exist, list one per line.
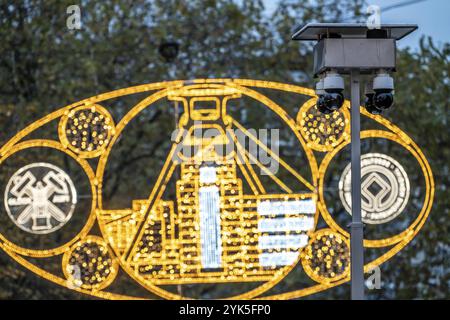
(350, 69), (364, 300)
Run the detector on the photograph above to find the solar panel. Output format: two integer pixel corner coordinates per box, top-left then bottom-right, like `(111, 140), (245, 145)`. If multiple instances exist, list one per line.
(292, 23), (418, 41)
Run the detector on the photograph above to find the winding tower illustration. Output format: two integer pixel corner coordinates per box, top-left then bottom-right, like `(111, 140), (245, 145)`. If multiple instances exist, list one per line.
(98, 84), (316, 284)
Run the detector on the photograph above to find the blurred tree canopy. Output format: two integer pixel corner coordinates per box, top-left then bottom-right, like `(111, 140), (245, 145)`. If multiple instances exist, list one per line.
(0, 0), (448, 299)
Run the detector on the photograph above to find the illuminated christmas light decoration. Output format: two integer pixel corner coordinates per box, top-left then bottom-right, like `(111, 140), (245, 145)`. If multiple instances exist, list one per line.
(199, 166), (217, 184)
(62, 236), (118, 291)
(258, 216), (315, 232)
(0, 79), (434, 300)
(199, 185), (222, 269)
(339, 153), (410, 224)
(318, 129), (433, 250)
(260, 251), (300, 267)
(257, 199), (316, 215)
(5, 162), (77, 234)
(58, 104), (115, 158)
(297, 98), (350, 152)
(301, 229), (350, 284)
(258, 234), (309, 249)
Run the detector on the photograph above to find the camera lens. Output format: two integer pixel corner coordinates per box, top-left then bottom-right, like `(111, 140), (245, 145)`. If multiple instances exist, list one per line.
(364, 93), (383, 115)
(374, 90), (394, 109)
(324, 91), (344, 111)
(316, 91), (344, 114)
(317, 95), (334, 114)
(322, 89), (344, 111)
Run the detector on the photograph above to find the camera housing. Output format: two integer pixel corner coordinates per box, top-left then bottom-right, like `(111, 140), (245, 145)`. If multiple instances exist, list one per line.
(364, 79), (382, 115)
(315, 77), (332, 114)
(372, 71), (394, 110)
(315, 70), (345, 114)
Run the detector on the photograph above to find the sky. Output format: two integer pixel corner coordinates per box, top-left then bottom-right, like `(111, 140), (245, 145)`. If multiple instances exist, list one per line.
(264, 0), (450, 50)
(368, 0), (450, 48)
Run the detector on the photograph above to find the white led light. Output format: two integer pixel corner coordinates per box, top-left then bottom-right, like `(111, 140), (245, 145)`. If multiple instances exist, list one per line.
(339, 153), (410, 224)
(199, 166), (217, 184)
(258, 234), (309, 250)
(257, 199), (316, 216)
(259, 251), (299, 267)
(199, 185), (222, 268)
(258, 217), (315, 232)
(5, 162), (77, 234)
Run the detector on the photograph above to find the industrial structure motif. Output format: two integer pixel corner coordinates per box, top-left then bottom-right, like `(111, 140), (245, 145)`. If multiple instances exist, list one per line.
(0, 79), (434, 300)
(101, 163), (315, 284)
(98, 85), (316, 284)
(5, 162), (77, 234)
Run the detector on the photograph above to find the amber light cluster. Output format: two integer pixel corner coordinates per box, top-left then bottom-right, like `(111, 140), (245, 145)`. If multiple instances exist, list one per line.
(62, 236), (118, 290)
(59, 104), (115, 158)
(301, 229), (350, 284)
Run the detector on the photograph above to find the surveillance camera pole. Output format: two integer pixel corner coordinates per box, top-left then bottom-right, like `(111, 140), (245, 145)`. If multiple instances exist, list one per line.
(291, 23), (418, 300)
(350, 69), (364, 300)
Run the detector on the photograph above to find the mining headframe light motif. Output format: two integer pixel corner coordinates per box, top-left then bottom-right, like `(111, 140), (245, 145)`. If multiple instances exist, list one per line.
(0, 79), (434, 299)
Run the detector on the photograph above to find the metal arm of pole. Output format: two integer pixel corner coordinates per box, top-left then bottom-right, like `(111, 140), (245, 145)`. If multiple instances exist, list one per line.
(350, 69), (365, 300)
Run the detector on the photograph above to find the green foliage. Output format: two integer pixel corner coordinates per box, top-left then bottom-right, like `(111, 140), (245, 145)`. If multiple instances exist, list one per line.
(0, 0), (448, 299)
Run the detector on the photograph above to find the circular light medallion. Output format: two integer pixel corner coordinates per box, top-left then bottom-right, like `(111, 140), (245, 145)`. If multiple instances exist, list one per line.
(59, 104), (115, 158)
(62, 236), (118, 291)
(301, 229), (350, 284)
(4, 162), (77, 234)
(297, 98), (350, 152)
(339, 153), (410, 224)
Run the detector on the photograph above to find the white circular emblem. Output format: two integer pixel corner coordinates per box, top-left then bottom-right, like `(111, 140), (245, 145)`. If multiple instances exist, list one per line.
(338, 153), (410, 224)
(4, 163), (77, 234)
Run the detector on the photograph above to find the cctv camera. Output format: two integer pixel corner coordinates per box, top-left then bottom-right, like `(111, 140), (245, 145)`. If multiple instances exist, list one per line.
(323, 71), (345, 111)
(315, 70), (345, 114)
(315, 77), (332, 114)
(315, 77), (325, 95)
(364, 80), (383, 115)
(373, 70), (394, 110)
